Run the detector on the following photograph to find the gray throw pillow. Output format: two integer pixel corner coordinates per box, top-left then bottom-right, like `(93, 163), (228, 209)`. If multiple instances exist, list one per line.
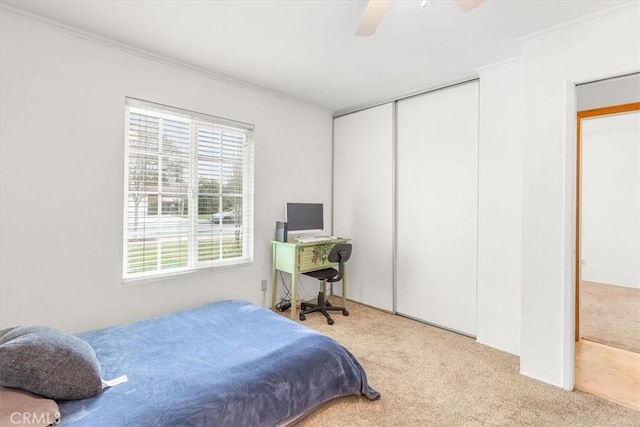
(0, 326), (102, 400)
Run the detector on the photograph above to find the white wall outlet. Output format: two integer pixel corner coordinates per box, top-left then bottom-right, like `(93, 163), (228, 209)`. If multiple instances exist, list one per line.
(261, 279), (267, 291)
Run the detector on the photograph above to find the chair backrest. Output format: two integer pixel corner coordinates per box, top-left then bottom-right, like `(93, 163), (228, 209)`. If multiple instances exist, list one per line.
(327, 243), (352, 282)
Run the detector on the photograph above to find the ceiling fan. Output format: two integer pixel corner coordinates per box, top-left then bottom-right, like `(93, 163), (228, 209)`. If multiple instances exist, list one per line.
(355, 0), (485, 36)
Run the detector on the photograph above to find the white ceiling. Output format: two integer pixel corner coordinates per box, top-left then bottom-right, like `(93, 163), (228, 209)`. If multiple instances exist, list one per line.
(3, 0), (634, 112)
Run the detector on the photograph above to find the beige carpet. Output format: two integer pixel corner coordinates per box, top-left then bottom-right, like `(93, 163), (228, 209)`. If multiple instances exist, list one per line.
(281, 298), (640, 426)
(580, 281), (640, 354)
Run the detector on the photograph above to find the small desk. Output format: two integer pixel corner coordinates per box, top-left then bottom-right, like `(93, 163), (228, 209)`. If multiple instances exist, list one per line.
(271, 238), (350, 320)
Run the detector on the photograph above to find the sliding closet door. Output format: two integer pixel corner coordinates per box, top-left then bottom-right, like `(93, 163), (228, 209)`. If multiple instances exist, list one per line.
(396, 82), (479, 336)
(333, 103), (393, 311)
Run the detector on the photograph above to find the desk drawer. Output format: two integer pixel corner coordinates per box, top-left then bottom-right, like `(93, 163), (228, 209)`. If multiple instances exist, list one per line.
(298, 243), (337, 273)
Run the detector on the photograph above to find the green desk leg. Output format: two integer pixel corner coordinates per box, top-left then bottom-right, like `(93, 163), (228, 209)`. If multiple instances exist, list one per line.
(290, 273), (298, 320)
(271, 267), (278, 311)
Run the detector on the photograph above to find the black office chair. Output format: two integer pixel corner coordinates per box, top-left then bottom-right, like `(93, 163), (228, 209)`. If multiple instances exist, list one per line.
(299, 243), (351, 325)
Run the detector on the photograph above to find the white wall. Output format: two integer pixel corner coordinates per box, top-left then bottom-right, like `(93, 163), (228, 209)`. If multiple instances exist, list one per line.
(476, 58), (524, 356)
(581, 112), (640, 288)
(0, 11), (333, 333)
(519, 3), (640, 388)
(577, 73), (640, 111)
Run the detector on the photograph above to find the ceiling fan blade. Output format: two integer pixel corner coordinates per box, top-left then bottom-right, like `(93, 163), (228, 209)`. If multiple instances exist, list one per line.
(453, 0), (484, 12)
(355, 0), (390, 37)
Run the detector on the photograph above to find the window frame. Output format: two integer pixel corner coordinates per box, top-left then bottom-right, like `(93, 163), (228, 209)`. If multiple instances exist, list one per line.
(122, 97), (254, 283)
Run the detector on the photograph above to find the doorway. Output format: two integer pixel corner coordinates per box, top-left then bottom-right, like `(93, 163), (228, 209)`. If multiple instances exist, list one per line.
(574, 100), (640, 409)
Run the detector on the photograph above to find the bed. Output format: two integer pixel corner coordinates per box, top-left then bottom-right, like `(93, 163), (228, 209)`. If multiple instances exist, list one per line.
(55, 300), (380, 426)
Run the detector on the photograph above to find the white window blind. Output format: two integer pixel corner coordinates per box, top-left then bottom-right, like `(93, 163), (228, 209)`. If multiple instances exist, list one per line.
(123, 98), (254, 282)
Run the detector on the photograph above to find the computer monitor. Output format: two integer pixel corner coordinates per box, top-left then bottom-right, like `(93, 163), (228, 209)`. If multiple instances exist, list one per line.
(285, 202), (323, 234)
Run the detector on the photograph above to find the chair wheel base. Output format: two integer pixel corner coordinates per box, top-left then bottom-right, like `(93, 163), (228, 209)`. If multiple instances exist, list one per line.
(298, 292), (348, 325)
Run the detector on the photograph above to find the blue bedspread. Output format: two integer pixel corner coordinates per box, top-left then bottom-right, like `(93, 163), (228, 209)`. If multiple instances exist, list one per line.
(57, 300), (379, 426)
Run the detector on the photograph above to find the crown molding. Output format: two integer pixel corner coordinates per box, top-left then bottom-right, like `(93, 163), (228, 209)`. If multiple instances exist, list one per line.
(518, 2), (639, 47)
(0, 3), (331, 114)
(475, 55), (524, 75)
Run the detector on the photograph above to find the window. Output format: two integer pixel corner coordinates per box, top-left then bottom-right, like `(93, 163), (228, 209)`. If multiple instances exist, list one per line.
(123, 98), (254, 281)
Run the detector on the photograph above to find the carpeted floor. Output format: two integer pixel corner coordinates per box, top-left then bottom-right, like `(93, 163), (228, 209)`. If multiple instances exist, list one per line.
(580, 281), (640, 354)
(282, 298), (640, 426)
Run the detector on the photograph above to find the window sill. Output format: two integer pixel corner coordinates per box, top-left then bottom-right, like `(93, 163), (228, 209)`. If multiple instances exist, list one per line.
(122, 260), (253, 286)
